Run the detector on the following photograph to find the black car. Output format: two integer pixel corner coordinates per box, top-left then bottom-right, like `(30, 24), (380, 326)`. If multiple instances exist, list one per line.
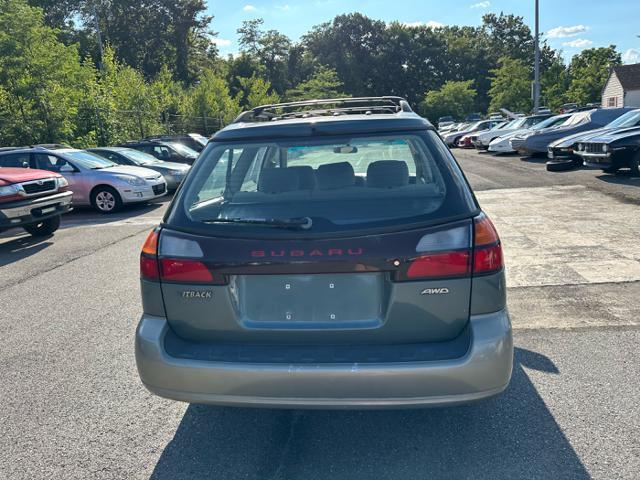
(575, 125), (640, 174)
(120, 140), (199, 165)
(143, 133), (208, 153)
(546, 108), (640, 169)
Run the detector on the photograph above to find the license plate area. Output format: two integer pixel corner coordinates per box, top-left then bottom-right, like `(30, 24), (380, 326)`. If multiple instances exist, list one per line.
(233, 273), (385, 329)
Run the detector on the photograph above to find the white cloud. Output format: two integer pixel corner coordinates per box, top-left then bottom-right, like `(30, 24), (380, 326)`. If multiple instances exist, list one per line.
(276, 4), (291, 11)
(243, 4), (256, 12)
(547, 25), (588, 39)
(470, 1), (490, 8)
(563, 38), (593, 48)
(622, 48), (640, 64)
(212, 38), (232, 47)
(403, 20), (445, 29)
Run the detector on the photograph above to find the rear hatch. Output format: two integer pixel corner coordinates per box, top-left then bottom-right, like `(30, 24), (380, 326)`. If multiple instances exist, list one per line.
(155, 126), (484, 345)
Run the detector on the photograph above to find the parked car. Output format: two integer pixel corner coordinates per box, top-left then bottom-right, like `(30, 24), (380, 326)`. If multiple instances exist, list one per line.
(546, 108), (640, 170)
(488, 112), (504, 120)
(135, 96), (512, 408)
(475, 114), (552, 150)
(0, 162), (72, 236)
(121, 140), (199, 165)
(536, 106), (552, 114)
(0, 146), (167, 214)
(465, 112), (482, 122)
(575, 126), (640, 174)
(142, 133), (208, 153)
(502, 114), (573, 154)
(437, 116), (455, 130)
(459, 121), (508, 149)
(443, 120), (503, 147)
(517, 108), (631, 156)
(88, 147), (191, 190)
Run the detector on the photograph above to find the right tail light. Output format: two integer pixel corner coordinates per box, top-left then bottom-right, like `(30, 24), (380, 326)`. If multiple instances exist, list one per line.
(473, 213), (503, 274)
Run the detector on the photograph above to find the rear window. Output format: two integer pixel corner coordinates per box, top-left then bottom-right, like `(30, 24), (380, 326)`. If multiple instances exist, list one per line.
(168, 131), (477, 237)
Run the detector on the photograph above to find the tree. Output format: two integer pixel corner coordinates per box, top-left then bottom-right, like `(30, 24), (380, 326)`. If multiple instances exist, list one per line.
(488, 57), (532, 113)
(0, 0), (95, 145)
(421, 80), (477, 122)
(284, 66), (346, 101)
(236, 75), (279, 110)
(181, 69), (240, 131)
(541, 53), (570, 111)
(302, 13), (386, 97)
(565, 46), (621, 105)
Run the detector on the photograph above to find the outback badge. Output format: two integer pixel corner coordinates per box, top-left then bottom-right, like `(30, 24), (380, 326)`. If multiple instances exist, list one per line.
(181, 290), (213, 299)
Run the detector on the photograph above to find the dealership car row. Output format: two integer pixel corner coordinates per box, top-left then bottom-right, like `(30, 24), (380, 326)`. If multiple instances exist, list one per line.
(0, 135), (203, 238)
(438, 107), (640, 174)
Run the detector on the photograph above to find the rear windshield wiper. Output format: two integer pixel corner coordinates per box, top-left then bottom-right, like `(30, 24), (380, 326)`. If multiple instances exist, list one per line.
(202, 216), (313, 230)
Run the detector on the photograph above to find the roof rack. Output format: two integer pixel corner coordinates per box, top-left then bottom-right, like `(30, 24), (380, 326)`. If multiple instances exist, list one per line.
(233, 96), (413, 123)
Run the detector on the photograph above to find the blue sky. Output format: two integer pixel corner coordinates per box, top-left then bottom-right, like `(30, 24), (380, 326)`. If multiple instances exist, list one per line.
(206, 0), (640, 64)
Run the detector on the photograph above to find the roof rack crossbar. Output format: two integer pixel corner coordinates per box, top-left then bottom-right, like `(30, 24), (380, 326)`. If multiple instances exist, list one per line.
(233, 96), (413, 123)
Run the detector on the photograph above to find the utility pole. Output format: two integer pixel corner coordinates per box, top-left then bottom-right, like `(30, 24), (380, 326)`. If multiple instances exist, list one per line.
(533, 0), (541, 112)
(93, 4), (104, 71)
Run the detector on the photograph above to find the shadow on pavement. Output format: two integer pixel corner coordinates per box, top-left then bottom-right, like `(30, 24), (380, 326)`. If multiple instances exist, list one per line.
(150, 347), (588, 480)
(596, 171), (640, 186)
(0, 234), (53, 267)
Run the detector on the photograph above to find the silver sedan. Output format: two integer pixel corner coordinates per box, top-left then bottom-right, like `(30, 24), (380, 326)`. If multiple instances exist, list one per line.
(31, 148), (167, 213)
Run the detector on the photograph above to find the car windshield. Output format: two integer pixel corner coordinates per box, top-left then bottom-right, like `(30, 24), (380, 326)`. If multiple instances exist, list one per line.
(65, 150), (117, 169)
(175, 132), (476, 236)
(190, 134), (209, 146)
(606, 110), (640, 129)
(509, 117), (529, 129)
(169, 142), (198, 156)
(532, 115), (571, 130)
(120, 149), (160, 165)
(562, 111), (591, 127)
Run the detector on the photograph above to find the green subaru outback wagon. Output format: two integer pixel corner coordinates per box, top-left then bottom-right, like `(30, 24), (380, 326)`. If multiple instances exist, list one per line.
(135, 97), (512, 408)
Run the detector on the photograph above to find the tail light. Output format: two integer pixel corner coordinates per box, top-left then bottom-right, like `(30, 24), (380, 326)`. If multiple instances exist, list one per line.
(140, 229), (226, 284)
(396, 214), (503, 281)
(473, 214), (503, 274)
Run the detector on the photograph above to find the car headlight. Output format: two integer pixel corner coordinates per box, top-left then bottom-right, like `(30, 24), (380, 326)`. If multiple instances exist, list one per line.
(115, 175), (145, 186)
(56, 177), (68, 188)
(0, 184), (21, 197)
(577, 143), (583, 151)
(602, 144), (609, 153)
(168, 169), (185, 175)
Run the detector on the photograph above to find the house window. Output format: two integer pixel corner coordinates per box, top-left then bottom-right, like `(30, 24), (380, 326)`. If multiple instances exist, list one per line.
(607, 97), (617, 107)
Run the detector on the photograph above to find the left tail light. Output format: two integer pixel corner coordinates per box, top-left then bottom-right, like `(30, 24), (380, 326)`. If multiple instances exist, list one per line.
(140, 228), (227, 285)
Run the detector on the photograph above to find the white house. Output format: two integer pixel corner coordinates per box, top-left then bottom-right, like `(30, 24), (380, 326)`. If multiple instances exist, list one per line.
(601, 63), (640, 108)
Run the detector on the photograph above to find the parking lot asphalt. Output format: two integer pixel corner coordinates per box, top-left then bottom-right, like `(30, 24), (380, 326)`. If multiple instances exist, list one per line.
(1, 150), (639, 479)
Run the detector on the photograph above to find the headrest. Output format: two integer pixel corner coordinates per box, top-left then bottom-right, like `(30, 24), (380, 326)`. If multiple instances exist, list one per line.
(288, 166), (317, 190)
(366, 160), (409, 188)
(258, 168), (300, 193)
(316, 162), (355, 189)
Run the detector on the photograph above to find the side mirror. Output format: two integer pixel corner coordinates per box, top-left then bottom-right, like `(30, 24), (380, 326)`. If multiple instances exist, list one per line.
(59, 164), (75, 173)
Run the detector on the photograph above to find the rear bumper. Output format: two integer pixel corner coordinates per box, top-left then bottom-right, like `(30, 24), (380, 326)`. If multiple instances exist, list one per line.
(0, 191), (72, 228)
(117, 182), (167, 204)
(135, 309), (513, 408)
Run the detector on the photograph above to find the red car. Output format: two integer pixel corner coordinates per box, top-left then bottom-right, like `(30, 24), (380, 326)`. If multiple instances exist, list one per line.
(0, 167), (73, 236)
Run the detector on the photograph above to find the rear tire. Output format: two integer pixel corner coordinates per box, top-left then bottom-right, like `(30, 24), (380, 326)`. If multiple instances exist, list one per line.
(91, 186), (122, 214)
(23, 215), (60, 236)
(546, 159), (577, 172)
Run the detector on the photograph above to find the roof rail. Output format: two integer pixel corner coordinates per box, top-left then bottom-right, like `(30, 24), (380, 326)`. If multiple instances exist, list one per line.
(233, 96), (413, 123)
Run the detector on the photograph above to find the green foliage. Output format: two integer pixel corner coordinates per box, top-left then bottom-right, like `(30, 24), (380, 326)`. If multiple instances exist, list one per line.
(181, 69), (240, 126)
(0, 3), (626, 147)
(565, 46), (622, 105)
(284, 67), (346, 101)
(0, 0), (94, 145)
(236, 75), (280, 109)
(422, 80), (477, 122)
(488, 57), (532, 113)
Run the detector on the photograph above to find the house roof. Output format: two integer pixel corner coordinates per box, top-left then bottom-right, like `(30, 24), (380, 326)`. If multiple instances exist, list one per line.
(613, 64), (640, 91)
